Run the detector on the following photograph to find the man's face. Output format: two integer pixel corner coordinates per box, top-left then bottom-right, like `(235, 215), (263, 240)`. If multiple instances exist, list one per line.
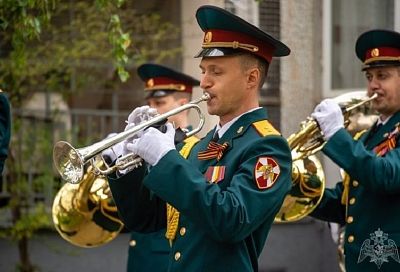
(199, 55), (252, 124)
(146, 94), (183, 125)
(366, 66), (400, 119)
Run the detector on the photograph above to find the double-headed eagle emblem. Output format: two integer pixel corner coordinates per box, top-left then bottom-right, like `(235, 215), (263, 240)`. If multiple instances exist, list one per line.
(358, 228), (400, 269)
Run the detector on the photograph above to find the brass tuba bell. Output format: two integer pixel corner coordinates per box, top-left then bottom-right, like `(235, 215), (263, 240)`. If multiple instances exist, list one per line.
(275, 91), (378, 223)
(52, 158), (123, 247)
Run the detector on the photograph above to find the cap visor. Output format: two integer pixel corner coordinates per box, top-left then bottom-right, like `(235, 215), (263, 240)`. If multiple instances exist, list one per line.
(194, 48), (245, 58)
(362, 61), (400, 71)
(145, 90), (174, 99)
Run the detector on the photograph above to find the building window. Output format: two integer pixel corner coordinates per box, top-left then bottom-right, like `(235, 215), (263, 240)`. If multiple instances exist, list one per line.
(323, 0), (398, 95)
(224, 0), (282, 128)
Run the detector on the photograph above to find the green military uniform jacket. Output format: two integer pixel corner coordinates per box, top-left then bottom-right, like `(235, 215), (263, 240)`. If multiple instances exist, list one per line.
(311, 111), (400, 271)
(0, 92), (11, 174)
(126, 128), (196, 272)
(109, 108), (292, 272)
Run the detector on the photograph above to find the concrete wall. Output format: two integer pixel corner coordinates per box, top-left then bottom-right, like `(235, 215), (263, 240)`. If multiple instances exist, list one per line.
(280, 0), (323, 138)
(181, 0), (223, 137)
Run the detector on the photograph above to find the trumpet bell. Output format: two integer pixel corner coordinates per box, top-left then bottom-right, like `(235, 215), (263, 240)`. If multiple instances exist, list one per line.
(53, 141), (84, 184)
(275, 154), (325, 222)
(52, 162), (123, 247)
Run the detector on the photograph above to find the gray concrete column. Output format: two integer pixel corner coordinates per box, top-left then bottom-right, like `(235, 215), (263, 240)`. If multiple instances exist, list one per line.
(181, 0), (224, 137)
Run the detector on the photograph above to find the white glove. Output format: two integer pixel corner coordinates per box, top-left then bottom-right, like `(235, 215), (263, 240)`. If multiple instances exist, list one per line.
(126, 106), (158, 127)
(311, 99), (344, 140)
(126, 122), (176, 166)
(122, 105), (159, 155)
(102, 133), (124, 164)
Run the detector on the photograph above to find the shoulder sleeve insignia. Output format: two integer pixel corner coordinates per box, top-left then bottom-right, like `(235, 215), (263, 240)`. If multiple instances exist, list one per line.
(254, 157), (280, 190)
(252, 120), (280, 137)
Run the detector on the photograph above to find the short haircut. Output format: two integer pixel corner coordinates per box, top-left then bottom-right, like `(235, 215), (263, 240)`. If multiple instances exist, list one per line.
(238, 53), (269, 89)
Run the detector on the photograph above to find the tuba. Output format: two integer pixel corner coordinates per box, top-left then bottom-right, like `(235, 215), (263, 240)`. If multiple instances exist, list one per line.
(275, 91), (378, 222)
(52, 157), (123, 247)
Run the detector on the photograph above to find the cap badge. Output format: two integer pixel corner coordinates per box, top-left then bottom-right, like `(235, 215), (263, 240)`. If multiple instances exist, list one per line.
(204, 31), (212, 43)
(371, 48), (380, 57)
(146, 78), (154, 88)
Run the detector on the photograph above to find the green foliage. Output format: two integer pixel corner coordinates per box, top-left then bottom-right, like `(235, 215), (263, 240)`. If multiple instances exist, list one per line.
(109, 14), (131, 82)
(0, 203), (51, 241)
(0, 1), (181, 270)
(0, 0), (180, 106)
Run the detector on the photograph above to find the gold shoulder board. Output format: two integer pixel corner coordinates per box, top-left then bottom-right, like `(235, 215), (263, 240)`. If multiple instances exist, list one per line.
(252, 120), (280, 137)
(180, 136), (200, 159)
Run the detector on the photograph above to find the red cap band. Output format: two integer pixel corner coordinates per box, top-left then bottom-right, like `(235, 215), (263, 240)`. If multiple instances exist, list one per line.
(145, 77), (192, 93)
(202, 29), (275, 63)
(364, 47), (400, 64)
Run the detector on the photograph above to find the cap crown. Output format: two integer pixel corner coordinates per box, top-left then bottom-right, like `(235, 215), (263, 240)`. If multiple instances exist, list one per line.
(137, 64), (200, 95)
(195, 5), (290, 63)
(355, 29), (400, 69)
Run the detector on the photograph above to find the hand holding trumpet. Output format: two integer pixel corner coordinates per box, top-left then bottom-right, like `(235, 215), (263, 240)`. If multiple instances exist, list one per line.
(311, 99), (344, 140)
(125, 122), (176, 166)
(102, 106), (158, 164)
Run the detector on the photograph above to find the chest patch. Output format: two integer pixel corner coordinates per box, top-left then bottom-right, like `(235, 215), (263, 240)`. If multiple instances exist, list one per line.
(254, 157), (280, 190)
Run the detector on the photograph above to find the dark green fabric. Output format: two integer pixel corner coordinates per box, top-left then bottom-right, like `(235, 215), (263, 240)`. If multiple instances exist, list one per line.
(137, 64), (200, 87)
(127, 230), (170, 272)
(311, 111), (400, 271)
(109, 108), (292, 271)
(0, 93), (11, 174)
(123, 126), (195, 272)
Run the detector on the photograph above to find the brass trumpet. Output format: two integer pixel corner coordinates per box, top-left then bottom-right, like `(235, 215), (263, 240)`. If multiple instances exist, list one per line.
(53, 93), (210, 184)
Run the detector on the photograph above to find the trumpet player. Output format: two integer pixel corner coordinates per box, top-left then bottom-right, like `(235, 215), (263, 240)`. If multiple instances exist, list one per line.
(107, 5), (292, 271)
(311, 29), (400, 271)
(103, 63), (200, 272)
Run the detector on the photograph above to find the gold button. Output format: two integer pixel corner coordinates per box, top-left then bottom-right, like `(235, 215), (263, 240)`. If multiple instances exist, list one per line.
(347, 216), (354, 224)
(349, 198), (356, 205)
(179, 227), (186, 236)
(348, 235), (354, 243)
(352, 180), (359, 187)
(129, 240), (137, 247)
(174, 252), (181, 261)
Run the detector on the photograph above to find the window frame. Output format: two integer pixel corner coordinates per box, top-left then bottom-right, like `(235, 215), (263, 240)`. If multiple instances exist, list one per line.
(322, 0), (400, 98)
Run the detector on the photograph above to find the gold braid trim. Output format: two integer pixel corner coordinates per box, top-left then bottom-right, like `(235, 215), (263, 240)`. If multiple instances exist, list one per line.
(144, 84), (186, 92)
(202, 41), (259, 53)
(165, 136), (200, 246)
(364, 56), (400, 64)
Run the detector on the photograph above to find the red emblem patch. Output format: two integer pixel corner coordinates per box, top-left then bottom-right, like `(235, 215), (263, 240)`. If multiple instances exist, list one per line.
(254, 157), (280, 189)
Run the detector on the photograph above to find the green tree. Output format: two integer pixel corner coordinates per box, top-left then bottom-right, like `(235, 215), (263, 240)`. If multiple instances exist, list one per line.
(0, 1), (180, 271)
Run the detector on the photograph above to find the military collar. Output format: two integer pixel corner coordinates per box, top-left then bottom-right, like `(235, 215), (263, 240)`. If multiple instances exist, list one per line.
(214, 108), (269, 143)
(363, 111), (400, 149)
(215, 107), (262, 139)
